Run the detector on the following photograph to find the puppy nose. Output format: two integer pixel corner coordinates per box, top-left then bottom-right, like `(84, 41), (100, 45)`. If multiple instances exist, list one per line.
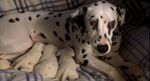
(97, 44), (108, 53)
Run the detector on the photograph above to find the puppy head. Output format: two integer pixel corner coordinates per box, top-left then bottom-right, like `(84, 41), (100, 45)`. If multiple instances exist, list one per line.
(71, 1), (125, 56)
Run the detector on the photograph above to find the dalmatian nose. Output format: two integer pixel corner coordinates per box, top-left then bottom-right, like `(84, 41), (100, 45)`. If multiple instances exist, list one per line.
(97, 44), (108, 53)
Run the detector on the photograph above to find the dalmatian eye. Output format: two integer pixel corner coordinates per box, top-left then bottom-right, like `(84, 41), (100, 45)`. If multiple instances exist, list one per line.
(89, 20), (97, 27)
(108, 20), (116, 29)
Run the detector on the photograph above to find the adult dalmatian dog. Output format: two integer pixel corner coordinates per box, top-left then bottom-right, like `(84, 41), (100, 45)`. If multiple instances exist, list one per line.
(0, 1), (144, 81)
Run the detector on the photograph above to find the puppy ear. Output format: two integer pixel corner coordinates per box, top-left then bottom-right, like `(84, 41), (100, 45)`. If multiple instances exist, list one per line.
(116, 7), (126, 26)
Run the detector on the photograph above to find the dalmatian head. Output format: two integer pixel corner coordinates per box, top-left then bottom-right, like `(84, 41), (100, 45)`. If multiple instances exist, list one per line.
(71, 1), (125, 55)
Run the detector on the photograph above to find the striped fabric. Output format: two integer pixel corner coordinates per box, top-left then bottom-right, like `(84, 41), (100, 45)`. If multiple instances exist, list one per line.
(0, 0), (145, 27)
(120, 25), (150, 81)
(0, 0), (88, 14)
(0, 70), (43, 81)
(119, 1), (150, 80)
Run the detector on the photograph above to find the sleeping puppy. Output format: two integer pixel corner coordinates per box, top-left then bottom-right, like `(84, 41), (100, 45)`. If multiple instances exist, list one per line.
(34, 44), (59, 79)
(12, 42), (44, 72)
(55, 47), (79, 81)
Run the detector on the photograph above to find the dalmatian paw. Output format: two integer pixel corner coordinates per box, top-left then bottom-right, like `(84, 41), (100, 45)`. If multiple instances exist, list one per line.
(55, 47), (79, 81)
(34, 44), (59, 79)
(0, 58), (11, 69)
(12, 42), (44, 72)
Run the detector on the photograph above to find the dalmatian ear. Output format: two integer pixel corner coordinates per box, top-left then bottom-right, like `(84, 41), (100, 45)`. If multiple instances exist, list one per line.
(71, 7), (88, 18)
(116, 7), (126, 26)
(71, 7), (88, 35)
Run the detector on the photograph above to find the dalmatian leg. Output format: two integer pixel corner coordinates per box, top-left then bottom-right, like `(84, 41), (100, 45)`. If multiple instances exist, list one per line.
(12, 42), (44, 72)
(75, 44), (126, 81)
(102, 53), (145, 81)
(34, 44), (59, 79)
(0, 58), (11, 69)
(87, 55), (126, 81)
(55, 47), (79, 81)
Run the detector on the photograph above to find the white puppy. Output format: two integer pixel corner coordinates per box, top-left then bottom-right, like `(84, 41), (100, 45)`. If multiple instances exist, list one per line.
(55, 47), (79, 81)
(34, 44), (59, 79)
(12, 42), (44, 72)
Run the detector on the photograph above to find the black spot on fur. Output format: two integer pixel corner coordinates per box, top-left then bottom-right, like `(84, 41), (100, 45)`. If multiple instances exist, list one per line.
(54, 15), (56, 17)
(65, 34), (71, 41)
(56, 21), (60, 26)
(48, 12), (53, 15)
(82, 60), (89, 66)
(99, 35), (102, 39)
(36, 14), (40, 17)
(98, 56), (106, 60)
(100, 16), (103, 18)
(41, 51), (44, 54)
(82, 49), (86, 53)
(29, 35), (32, 39)
(28, 16), (32, 21)
(110, 7), (114, 11)
(108, 29), (111, 35)
(82, 40), (85, 44)
(44, 17), (49, 20)
(112, 42), (117, 46)
(78, 38), (80, 42)
(102, 1), (105, 3)
(92, 28), (95, 30)
(87, 41), (90, 44)
(108, 21), (116, 35)
(58, 37), (64, 43)
(58, 13), (62, 17)
(15, 17), (20, 21)
(9, 19), (15, 23)
(53, 31), (58, 37)
(65, 18), (70, 33)
(18, 67), (22, 70)
(120, 65), (129, 70)
(116, 7), (122, 16)
(39, 33), (47, 39)
(83, 54), (87, 58)
(104, 34), (107, 39)
(107, 57), (112, 60)
(94, 3), (98, 6)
